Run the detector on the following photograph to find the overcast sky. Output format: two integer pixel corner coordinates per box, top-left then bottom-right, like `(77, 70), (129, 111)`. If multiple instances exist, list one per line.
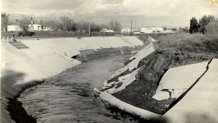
(2, 0), (218, 27)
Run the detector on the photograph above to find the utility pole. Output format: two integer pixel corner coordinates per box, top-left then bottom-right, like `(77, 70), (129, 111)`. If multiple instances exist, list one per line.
(86, 18), (92, 36)
(130, 20), (133, 33)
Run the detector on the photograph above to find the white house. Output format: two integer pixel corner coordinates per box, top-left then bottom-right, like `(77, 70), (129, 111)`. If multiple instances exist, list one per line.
(162, 30), (175, 33)
(121, 28), (131, 33)
(101, 28), (115, 33)
(43, 27), (53, 31)
(152, 27), (164, 33)
(7, 25), (22, 31)
(140, 27), (153, 34)
(140, 27), (164, 34)
(7, 24), (52, 32)
(28, 24), (52, 31)
(29, 24), (42, 31)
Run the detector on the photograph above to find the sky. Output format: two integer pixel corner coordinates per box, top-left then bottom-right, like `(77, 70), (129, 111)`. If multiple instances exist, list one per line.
(1, 0), (218, 27)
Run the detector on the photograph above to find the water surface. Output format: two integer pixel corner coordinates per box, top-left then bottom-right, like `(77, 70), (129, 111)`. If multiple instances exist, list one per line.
(19, 55), (131, 123)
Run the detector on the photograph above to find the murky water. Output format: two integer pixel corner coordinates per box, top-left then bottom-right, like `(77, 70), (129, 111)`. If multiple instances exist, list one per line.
(18, 55), (132, 123)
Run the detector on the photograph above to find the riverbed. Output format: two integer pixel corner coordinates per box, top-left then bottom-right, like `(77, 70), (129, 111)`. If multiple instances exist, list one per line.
(18, 54), (133, 123)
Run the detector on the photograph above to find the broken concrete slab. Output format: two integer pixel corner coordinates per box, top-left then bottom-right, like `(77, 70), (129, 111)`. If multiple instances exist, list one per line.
(97, 59), (218, 121)
(102, 42), (155, 94)
(153, 61), (209, 100)
(95, 36), (217, 120)
(164, 59), (218, 123)
(108, 42), (155, 81)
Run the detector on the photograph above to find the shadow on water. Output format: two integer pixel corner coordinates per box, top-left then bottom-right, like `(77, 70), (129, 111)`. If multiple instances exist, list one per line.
(1, 70), (41, 123)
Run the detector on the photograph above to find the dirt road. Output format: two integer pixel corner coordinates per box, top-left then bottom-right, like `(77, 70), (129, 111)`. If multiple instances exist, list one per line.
(18, 55), (132, 123)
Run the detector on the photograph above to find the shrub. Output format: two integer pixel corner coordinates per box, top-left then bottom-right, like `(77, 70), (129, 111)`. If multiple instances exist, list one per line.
(205, 20), (218, 38)
(17, 31), (35, 36)
(156, 32), (218, 55)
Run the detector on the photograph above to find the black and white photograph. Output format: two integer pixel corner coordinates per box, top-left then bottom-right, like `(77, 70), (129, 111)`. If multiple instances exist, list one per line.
(1, 0), (218, 123)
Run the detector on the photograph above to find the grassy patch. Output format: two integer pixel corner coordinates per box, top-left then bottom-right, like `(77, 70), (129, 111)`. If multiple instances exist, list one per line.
(156, 33), (218, 56)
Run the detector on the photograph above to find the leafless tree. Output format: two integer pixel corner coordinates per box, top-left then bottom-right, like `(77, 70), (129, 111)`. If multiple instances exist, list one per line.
(59, 16), (76, 31)
(19, 18), (30, 32)
(109, 20), (121, 32)
(1, 13), (10, 32)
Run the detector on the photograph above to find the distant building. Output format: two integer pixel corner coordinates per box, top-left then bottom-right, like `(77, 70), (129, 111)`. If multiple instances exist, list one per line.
(28, 24), (52, 31)
(29, 24), (42, 31)
(7, 24), (52, 32)
(101, 28), (114, 33)
(140, 27), (164, 33)
(121, 28), (131, 33)
(6, 17), (52, 32)
(28, 18), (52, 31)
(162, 30), (175, 33)
(7, 25), (22, 31)
(132, 29), (141, 34)
(140, 27), (153, 34)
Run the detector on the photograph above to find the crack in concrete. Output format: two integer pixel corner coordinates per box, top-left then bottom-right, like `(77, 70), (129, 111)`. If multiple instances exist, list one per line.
(165, 58), (213, 113)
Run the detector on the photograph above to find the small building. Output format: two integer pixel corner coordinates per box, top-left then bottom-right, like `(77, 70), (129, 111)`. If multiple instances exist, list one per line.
(101, 28), (115, 33)
(29, 24), (52, 31)
(140, 27), (164, 34)
(7, 24), (52, 32)
(29, 24), (42, 31)
(7, 25), (22, 31)
(162, 30), (175, 33)
(121, 28), (131, 33)
(152, 27), (164, 33)
(133, 29), (141, 34)
(140, 27), (153, 34)
(43, 27), (53, 31)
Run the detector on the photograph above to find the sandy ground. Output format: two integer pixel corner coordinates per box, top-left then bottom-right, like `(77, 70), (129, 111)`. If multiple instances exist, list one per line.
(18, 54), (133, 123)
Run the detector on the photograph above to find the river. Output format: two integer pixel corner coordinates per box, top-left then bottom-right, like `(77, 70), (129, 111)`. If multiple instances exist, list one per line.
(18, 54), (133, 123)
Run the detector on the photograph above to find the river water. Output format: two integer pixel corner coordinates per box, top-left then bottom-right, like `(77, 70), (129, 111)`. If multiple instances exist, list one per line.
(18, 55), (132, 123)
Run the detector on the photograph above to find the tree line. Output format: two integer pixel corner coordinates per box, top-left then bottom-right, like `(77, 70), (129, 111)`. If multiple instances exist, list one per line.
(189, 15), (216, 34)
(1, 13), (122, 33)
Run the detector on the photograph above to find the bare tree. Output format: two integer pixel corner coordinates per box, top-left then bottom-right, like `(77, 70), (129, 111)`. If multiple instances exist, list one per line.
(109, 20), (121, 32)
(59, 16), (75, 31)
(19, 18), (30, 32)
(1, 13), (10, 32)
(90, 23), (101, 32)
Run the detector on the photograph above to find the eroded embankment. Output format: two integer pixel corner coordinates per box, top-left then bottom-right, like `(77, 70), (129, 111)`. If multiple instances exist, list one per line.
(104, 50), (216, 115)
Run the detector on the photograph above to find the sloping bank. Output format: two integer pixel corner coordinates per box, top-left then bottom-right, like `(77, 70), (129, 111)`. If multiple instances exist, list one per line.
(1, 36), (144, 123)
(95, 39), (218, 122)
